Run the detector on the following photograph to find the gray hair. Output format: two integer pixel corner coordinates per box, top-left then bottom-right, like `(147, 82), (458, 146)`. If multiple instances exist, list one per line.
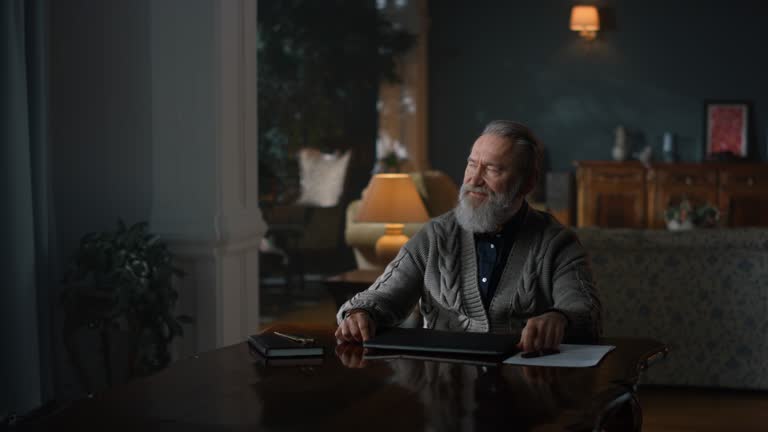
(481, 120), (543, 194)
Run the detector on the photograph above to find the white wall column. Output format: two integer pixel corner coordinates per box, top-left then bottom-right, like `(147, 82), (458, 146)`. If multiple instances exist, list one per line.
(149, 0), (264, 356)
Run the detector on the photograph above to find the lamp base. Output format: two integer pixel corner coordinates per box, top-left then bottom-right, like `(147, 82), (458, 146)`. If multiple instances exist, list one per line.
(375, 224), (409, 265)
(579, 29), (597, 40)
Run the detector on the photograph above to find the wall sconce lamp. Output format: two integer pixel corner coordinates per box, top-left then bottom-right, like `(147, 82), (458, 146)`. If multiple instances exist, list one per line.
(570, 5), (600, 40)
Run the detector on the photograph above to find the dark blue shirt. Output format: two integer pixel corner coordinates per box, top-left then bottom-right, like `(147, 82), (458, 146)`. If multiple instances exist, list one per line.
(474, 202), (528, 310)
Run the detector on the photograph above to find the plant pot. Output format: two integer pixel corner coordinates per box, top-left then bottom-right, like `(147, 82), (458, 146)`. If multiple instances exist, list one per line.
(666, 219), (694, 231)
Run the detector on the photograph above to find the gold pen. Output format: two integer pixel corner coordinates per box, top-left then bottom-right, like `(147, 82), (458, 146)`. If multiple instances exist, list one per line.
(273, 331), (315, 345)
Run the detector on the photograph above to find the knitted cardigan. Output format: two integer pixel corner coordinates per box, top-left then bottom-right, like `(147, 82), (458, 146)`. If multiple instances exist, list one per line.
(337, 208), (602, 340)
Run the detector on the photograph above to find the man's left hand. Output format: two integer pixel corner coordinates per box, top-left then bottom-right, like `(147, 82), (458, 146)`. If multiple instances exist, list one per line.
(518, 311), (567, 353)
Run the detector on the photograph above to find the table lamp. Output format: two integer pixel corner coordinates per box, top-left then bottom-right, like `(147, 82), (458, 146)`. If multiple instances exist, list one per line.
(355, 173), (430, 264)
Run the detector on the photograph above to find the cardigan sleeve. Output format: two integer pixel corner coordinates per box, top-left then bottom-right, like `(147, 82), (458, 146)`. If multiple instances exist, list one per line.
(336, 246), (425, 328)
(546, 228), (603, 342)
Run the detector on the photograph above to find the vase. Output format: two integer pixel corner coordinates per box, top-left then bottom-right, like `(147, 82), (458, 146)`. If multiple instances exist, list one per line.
(662, 132), (677, 162)
(666, 219), (694, 231)
(612, 125), (629, 161)
(612, 145), (628, 161)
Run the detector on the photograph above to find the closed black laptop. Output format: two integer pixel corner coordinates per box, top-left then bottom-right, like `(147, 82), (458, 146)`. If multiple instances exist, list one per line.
(363, 327), (519, 357)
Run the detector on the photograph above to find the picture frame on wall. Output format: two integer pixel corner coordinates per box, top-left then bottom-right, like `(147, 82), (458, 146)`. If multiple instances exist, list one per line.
(704, 101), (750, 159)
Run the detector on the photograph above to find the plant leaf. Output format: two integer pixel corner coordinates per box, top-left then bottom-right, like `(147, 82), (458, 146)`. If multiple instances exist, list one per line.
(177, 314), (195, 324)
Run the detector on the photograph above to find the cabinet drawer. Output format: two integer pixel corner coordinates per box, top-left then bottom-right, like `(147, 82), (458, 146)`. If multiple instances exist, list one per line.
(720, 169), (768, 188)
(654, 169), (717, 187)
(586, 168), (645, 184)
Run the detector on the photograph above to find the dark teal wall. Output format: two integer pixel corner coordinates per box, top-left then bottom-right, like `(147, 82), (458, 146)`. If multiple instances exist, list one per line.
(49, 0), (153, 399)
(428, 0), (768, 182)
(51, 0), (153, 265)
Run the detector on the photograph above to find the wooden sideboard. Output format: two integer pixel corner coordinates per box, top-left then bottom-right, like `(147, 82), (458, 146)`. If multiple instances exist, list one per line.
(575, 161), (768, 228)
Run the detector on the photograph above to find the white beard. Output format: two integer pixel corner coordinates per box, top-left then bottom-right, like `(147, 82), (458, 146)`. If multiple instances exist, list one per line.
(454, 184), (520, 233)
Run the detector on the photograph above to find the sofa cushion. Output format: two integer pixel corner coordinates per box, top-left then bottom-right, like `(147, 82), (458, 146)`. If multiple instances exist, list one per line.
(296, 148), (351, 208)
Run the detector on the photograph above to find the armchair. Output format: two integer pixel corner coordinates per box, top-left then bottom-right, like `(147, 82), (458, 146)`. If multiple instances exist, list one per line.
(261, 148), (352, 289)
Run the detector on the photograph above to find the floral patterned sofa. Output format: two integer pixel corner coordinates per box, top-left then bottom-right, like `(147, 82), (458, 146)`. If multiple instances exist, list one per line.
(576, 228), (768, 390)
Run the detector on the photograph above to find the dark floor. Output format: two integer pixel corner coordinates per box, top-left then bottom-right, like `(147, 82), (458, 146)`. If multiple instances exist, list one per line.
(259, 243), (355, 327)
(259, 273), (339, 327)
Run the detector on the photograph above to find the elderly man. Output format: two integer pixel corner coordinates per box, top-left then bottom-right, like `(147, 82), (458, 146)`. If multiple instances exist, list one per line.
(336, 120), (601, 352)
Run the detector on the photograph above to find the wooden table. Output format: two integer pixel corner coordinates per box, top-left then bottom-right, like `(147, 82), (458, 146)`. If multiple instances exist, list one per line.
(34, 323), (668, 431)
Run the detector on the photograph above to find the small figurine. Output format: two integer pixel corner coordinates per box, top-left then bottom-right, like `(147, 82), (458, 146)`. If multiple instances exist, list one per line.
(634, 145), (652, 168)
(612, 125), (628, 161)
(662, 132), (677, 162)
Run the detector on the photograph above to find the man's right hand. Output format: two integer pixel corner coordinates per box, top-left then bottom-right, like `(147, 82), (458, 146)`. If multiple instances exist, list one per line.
(335, 343), (368, 368)
(335, 309), (376, 342)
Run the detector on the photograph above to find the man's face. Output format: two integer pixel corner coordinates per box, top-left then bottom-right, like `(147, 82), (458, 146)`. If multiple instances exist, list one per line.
(462, 134), (518, 207)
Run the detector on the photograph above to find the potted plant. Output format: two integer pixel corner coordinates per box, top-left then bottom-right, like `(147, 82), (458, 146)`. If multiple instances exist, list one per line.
(257, 0), (416, 202)
(664, 199), (720, 230)
(61, 220), (192, 379)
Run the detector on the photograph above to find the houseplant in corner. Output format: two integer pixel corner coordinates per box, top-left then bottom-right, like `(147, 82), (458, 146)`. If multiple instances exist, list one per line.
(62, 220), (192, 380)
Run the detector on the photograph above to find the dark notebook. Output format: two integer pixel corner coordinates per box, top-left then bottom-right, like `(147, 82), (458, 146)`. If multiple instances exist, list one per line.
(248, 332), (324, 358)
(363, 327), (519, 357)
(248, 346), (325, 367)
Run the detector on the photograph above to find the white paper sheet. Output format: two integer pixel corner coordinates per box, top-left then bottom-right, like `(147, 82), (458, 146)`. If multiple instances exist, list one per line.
(503, 344), (616, 368)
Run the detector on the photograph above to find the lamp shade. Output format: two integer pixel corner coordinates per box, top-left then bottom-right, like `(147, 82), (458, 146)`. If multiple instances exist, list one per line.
(570, 5), (600, 31)
(355, 174), (430, 223)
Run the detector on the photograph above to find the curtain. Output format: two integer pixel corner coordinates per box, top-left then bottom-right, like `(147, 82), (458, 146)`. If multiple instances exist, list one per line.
(1, 0), (54, 418)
